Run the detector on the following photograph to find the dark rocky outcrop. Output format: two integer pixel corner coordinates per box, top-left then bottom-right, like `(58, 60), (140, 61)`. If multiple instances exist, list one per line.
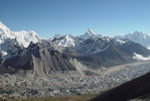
(119, 41), (150, 57)
(91, 72), (150, 101)
(1, 42), (76, 76)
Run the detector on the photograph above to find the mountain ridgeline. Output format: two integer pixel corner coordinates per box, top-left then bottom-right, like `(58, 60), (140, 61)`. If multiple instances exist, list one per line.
(0, 22), (150, 75)
(1, 42), (77, 76)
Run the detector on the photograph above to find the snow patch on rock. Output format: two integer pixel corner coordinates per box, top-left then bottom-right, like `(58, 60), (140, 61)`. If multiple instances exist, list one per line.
(116, 39), (126, 44)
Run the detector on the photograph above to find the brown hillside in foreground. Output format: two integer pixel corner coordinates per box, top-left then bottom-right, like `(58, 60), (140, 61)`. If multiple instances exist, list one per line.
(0, 94), (97, 101)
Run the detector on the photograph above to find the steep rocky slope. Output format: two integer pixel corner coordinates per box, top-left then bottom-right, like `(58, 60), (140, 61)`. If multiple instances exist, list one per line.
(1, 42), (78, 76)
(91, 72), (150, 101)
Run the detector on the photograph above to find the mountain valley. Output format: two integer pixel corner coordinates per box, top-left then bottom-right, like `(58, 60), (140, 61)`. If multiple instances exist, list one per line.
(0, 21), (150, 100)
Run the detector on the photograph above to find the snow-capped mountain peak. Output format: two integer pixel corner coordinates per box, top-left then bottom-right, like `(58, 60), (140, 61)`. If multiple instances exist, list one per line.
(126, 31), (149, 39)
(86, 28), (97, 35)
(61, 35), (75, 47)
(0, 21), (11, 33)
(0, 21), (40, 57)
(52, 34), (64, 39)
(0, 21), (14, 38)
(79, 28), (99, 40)
(13, 30), (40, 47)
(0, 21), (40, 47)
(52, 34), (76, 47)
(125, 31), (150, 49)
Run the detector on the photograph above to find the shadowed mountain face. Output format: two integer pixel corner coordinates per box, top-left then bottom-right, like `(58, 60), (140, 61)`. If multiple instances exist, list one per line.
(91, 72), (150, 101)
(1, 42), (77, 75)
(64, 41), (150, 68)
(1, 38), (150, 74)
(118, 41), (150, 57)
(53, 34), (150, 68)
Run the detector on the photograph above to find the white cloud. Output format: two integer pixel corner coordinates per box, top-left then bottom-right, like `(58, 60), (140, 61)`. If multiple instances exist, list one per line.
(147, 45), (150, 50)
(133, 52), (150, 61)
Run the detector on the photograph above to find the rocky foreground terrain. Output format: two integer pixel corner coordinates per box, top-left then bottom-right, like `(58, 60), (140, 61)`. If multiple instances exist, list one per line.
(0, 61), (150, 99)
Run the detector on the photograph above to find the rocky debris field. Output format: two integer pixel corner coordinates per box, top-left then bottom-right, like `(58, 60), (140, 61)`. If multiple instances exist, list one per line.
(0, 61), (150, 99)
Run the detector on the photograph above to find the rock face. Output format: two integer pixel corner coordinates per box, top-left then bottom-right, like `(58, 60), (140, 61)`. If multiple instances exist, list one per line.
(2, 42), (77, 76)
(91, 72), (150, 101)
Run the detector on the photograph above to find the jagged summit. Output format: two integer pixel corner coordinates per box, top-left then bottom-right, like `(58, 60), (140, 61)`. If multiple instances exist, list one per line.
(1, 41), (91, 76)
(0, 21), (13, 38)
(86, 28), (97, 35)
(125, 31), (150, 49)
(52, 34), (76, 48)
(129, 31), (149, 37)
(126, 31), (149, 38)
(14, 30), (40, 47)
(79, 28), (98, 40)
(0, 21), (40, 47)
(0, 21), (10, 31)
(0, 21), (40, 57)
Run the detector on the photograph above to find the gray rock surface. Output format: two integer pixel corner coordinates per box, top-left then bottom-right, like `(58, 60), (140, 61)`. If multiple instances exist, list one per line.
(0, 61), (150, 98)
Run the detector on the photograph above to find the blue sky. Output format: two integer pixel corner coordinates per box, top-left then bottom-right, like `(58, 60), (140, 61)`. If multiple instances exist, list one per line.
(0, 0), (150, 38)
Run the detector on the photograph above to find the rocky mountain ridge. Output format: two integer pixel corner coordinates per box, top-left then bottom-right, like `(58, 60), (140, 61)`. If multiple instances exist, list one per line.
(0, 21), (40, 57)
(116, 31), (150, 50)
(1, 22), (150, 72)
(0, 22), (150, 99)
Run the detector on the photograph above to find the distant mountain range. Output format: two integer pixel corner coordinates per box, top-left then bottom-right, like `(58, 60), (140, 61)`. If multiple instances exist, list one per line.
(0, 21), (150, 74)
(55, 30), (150, 68)
(125, 31), (150, 49)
